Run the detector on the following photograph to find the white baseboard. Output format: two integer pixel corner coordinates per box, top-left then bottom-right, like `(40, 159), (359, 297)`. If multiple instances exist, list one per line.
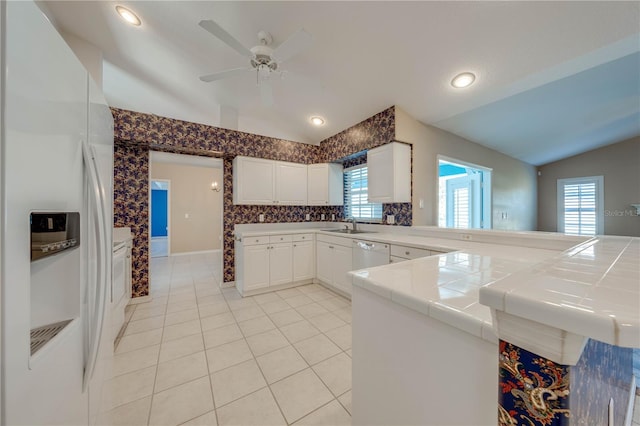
(128, 295), (152, 305)
(171, 249), (220, 257)
(220, 281), (235, 289)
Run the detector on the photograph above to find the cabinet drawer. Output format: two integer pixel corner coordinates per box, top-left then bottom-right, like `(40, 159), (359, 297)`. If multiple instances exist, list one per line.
(244, 236), (270, 246)
(389, 255), (406, 264)
(390, 245), (430, 260)
(292, 233), (314, 242)
(270, 234), (293, 243)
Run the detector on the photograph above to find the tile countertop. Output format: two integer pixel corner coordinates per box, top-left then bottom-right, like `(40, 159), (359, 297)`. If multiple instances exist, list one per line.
(113, 227), (133, 244)
(480, 235), (640, 349)
(235, 226), (639, 349)
(350, 242), (560, 345)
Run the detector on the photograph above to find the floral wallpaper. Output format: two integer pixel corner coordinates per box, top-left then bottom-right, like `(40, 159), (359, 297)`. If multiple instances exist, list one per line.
(113, 141), (150, 297)
(112, 106), (409, 292)
(498, 340), (570, 425)
(498, 339), (633, 426)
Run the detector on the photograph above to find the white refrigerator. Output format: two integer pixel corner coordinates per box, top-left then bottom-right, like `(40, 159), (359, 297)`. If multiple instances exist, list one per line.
(1, 1), (115, 424)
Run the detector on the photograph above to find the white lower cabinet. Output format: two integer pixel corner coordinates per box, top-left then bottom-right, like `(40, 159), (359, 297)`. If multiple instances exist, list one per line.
(236, 233), (314, 296)
(316, 241), (333, 284)
(269, 242), (293, 286)
(293, 239), (315, 281)
(315, 236), (353, 296)
(243, 244), (271, 291)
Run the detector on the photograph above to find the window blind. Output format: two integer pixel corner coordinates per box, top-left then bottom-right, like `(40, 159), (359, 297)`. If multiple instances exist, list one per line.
(343, 165), (382, 221)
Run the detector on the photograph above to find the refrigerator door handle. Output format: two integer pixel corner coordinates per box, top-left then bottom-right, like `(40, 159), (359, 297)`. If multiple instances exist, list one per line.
(82, 141), (109, 391)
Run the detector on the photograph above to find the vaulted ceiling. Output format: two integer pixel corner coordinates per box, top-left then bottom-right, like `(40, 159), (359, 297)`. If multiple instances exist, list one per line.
(41, 1), (640, 165)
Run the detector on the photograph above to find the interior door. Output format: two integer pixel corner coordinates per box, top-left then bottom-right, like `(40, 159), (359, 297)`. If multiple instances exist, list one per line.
(151, 189), (168, 237)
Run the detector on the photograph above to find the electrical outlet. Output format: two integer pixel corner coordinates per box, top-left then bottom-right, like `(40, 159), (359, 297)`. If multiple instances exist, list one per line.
(184, 213), (189, 219)
(259, 214), (264, 222)
(331, 214), (335, 221)
(386, 215), (395, 224)
(419, 199), (424, 209)
(305, 214), (310, 221)
(321, 214), (326, 220)
(461, 233), (472, 241)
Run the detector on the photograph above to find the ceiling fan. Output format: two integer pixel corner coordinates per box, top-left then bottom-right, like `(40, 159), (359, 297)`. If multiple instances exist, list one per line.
(198, 19), (313, 106)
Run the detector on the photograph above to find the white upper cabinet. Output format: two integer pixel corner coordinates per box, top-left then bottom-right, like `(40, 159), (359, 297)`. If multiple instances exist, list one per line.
(233, 156), (308, 205)
(307, 163), (344, 205)
(233, 156), (275, 205)
(275, 162), (307, 205)
(368, 142), (411, 203)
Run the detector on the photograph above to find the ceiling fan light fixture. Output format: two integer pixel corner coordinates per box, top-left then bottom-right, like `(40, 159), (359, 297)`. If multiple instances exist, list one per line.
(310, 116), (325, 126)
(451, 72), (476, 88)
(116, 6), (141, 26)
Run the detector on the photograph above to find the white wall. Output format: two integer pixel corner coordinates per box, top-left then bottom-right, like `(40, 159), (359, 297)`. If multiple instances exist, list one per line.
(395, 107), (537, 230)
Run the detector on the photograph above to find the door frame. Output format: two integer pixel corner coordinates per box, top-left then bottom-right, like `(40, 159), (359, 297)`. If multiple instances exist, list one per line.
(149, 179), (171, 257)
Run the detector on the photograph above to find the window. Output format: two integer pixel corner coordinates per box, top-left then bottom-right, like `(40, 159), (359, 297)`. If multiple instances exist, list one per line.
(557, 176), (604, 235)
(344, 165), (382, 221)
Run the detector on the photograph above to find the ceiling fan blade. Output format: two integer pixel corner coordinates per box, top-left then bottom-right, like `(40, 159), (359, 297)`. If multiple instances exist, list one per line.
(199, 20), (254, 58)
(199, 67), (252, 83)
(272, 28), (313, 63)
(260, 81), (274, 107)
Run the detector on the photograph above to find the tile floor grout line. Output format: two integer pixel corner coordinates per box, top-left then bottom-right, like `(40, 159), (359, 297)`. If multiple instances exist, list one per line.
(145, 256), (173, 426)
(202, 268), (239, 426)
(235, 314), (291, 425)
(189, 254), (220, 426)
(133, 253), (352, 425)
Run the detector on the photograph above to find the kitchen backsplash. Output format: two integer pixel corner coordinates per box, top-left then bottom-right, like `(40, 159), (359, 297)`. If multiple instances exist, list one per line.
(112, 106), (411, 293)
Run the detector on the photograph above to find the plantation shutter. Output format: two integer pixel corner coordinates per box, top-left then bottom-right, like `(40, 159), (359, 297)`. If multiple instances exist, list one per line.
(344, 165), (382, 220)
(558, 176), (603, 236)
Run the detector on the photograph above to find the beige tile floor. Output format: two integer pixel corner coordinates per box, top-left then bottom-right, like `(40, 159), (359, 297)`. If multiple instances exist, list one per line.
(100, 252), (352, 426)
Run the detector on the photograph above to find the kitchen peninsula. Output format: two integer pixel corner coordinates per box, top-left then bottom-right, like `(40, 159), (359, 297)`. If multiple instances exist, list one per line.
(349, 228), (638, 426)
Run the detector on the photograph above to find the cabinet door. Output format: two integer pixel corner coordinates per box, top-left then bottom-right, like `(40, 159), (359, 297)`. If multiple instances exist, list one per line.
(368, 142), (411, 203)
(333, 244), (354, 295)
(244, 244), (270, 290)
(316, 241), (333, 284)
(307, 164), (328, 205)
(275, 162), (307, 205)
(367, 144), (394, 203)
(269, 242), (293, 286)
(293, 240), (314, 281)
(234, 157), (274, 204)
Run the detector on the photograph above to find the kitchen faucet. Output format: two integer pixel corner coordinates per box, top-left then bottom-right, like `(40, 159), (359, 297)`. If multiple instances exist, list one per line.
(351, 217), (357, 231)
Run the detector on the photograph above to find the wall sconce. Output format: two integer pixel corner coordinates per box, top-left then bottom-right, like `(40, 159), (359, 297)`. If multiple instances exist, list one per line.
(211, 181), (221, 192)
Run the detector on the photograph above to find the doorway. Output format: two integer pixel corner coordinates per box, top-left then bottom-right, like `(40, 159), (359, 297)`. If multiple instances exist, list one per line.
(150, 180), (170, 257)
(438, 156), (492, 229)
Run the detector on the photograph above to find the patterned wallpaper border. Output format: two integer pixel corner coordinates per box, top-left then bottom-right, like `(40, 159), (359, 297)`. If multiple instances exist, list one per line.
(498, 339), (633, 426)
(112, 106), (412, 292)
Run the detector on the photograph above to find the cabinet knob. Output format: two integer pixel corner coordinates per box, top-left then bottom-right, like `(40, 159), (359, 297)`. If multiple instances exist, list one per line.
(256, 239), (259, 242)
(293, 244), (297, 247)
(329, 246), (334, 249)
(405, 251), (410, 255)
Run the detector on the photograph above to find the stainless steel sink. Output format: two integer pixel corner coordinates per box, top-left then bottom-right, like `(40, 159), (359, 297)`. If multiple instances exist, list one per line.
(323, 229), (373, 234)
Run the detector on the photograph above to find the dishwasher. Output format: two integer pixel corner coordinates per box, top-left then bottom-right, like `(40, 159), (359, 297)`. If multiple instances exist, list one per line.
(352, 239), (390, 270)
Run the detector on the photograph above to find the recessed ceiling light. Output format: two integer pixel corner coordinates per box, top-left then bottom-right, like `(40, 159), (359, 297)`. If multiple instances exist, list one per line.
(116, 6), (141, 26)
(310, 116), (325, 126)
(451, 72), (476, 89)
